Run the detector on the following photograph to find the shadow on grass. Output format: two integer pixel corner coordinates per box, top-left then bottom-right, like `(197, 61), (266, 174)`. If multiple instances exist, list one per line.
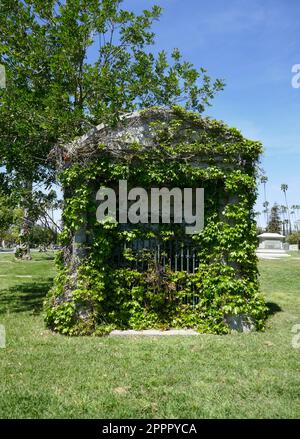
(30, 253), (56, 261)
(0, 278), (53, 315)
(266, 301), (282, 317)
(13, 253), (56, 262)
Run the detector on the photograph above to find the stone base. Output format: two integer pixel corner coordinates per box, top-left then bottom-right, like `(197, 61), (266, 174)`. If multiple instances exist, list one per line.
(256, 248), (290, 260)
(109, 329), (200, 336)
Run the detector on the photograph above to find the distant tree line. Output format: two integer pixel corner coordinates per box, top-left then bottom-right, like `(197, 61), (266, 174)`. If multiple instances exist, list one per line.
(255, 177), (300, 241)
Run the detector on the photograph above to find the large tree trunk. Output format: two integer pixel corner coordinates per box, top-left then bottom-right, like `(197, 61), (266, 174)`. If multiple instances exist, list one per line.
(15, 180), (33, 260)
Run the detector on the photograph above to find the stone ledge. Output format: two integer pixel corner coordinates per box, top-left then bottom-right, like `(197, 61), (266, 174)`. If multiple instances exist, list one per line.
(109, 329), (201, 336)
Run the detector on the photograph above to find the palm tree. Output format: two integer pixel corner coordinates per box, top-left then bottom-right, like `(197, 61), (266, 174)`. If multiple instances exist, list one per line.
(281, 184), (291, 234)
(295, 205), (300, 221)
(291, 205), (297, 232)
(262, 201), (269, 230)
(254, 211), (262, 229)
(295, 204), (300, 232)
(280, 205), (287, 235)
(261, 176), (269, 224)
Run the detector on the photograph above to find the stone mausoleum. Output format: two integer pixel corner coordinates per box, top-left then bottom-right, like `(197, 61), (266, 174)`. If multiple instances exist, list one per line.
(45, 107), (266, 335)
(256, 232), (289, 259)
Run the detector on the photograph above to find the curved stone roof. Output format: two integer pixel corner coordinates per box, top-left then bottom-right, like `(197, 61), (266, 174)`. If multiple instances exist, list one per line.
(49, 107), (247, 170)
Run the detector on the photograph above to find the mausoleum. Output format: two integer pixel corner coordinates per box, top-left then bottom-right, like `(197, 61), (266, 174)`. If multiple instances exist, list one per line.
(256, 232), (289, 259)
(45, 107), (267, 335)
(258, 232), (285, 250)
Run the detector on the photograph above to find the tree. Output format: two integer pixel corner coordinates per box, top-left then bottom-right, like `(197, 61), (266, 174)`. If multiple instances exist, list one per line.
(286, 231), (300, 245)
(0, 191), (14, 246)
(279, 205), (287, 235)
(290, 204), (300, 231)
(0, 1), (62, 257)
(0, 189), (59, 250)
(0, 0), (224, 258)
(262, 200), (269, 229)
(28, 225), (57, 248)
(0, 191), (23, 247)
(266, 203), (282, 234)
(254, 211), (261, 226)
(294, 205), (300, 231)
(281, 183), (291, 235)
(260, 175), (269, 224)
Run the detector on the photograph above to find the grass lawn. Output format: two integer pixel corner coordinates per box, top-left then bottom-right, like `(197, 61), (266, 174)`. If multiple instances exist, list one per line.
(0, 252), (300, 419)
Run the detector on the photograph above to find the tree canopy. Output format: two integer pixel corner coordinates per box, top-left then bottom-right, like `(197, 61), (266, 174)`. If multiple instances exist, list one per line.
(0, 0), (224, 188)
(0, 0), (224, 256)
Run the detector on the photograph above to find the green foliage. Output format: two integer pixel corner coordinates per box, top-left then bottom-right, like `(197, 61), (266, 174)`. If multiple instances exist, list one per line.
(266, 203), (282, 234)
(0, 191), (14, 238)
(45, 107), (267, 335)
(0, 0), (224, 261)
(0, 0), (223, 183)
(0, 0), (223, 254)
(0, 191), (23, 245)
(286, 231), (300, 245)
(28, 225), (57, 247)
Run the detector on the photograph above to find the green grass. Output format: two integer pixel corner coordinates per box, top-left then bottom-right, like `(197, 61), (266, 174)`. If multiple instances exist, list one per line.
(0, 252), (300, 418)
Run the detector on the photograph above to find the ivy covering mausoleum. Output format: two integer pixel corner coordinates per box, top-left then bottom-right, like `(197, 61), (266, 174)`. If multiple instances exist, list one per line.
(44, 106), (267, 335)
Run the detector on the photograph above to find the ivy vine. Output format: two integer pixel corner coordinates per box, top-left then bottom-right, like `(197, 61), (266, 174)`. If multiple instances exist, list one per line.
(44, 106), (267, 335)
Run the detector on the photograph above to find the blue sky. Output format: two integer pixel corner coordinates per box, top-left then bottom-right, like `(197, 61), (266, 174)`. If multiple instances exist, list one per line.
(122, 0), (300, 225)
